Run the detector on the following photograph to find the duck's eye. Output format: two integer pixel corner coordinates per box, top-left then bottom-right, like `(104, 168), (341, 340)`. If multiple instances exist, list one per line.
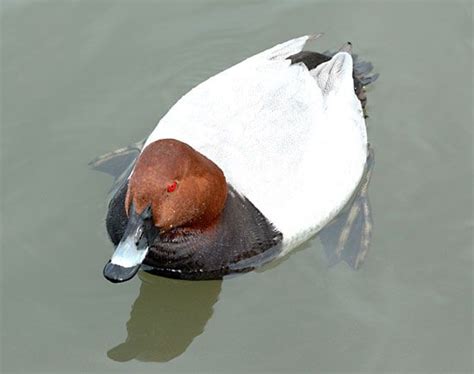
(167, 181), (178, 193)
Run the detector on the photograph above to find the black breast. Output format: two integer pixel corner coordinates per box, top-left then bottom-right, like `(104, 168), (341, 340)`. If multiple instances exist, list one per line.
(106, 183), (283, 280)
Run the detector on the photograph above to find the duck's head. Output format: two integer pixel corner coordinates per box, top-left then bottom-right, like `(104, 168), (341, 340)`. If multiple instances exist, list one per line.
(103, 139), (227, 283)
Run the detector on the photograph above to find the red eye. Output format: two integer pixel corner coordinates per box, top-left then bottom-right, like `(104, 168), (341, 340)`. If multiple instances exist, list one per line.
(167, 181), (177, 193)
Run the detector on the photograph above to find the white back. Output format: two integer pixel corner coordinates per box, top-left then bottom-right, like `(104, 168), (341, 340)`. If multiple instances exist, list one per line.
(144, 36), (367, 254)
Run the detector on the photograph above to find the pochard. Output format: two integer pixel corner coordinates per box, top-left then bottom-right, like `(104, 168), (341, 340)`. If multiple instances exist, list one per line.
(93, 35), (378, 283)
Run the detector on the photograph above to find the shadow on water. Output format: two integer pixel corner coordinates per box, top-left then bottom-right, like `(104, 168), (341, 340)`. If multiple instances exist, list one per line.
(107, 272), (222, 362)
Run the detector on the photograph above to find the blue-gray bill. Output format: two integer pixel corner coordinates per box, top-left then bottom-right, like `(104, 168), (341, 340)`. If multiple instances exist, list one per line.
(103, 204), (153, 283)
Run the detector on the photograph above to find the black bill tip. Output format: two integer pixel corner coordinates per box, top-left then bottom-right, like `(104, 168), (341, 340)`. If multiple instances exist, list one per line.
(103, 261), (141, 283)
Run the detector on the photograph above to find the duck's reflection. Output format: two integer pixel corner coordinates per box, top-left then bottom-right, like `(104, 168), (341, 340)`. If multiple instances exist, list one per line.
(108, 273), (222, 362)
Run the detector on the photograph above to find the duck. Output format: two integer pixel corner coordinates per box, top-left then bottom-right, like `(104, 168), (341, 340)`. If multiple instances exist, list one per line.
(93, 34), (378, 283)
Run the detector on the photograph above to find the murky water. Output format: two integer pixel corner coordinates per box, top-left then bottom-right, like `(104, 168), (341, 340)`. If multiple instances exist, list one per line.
(1, 1), (472, 373)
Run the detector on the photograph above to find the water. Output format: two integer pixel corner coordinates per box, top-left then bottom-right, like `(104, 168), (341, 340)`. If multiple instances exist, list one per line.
(1, 1), (472, 373)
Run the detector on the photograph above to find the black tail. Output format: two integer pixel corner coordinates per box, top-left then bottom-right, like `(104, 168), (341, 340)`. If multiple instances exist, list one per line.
(352, 53), (379, 110)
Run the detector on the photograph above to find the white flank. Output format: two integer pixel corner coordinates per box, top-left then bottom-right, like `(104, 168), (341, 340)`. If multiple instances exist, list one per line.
(143, 36), (367, 257)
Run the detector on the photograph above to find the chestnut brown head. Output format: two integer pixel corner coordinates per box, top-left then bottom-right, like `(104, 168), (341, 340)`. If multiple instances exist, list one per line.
(125, 139), (228, 232)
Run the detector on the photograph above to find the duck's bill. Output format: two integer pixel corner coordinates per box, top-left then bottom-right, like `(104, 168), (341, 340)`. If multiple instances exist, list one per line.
(103, 205), (153, 283)
(103, 260), (142, 283)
